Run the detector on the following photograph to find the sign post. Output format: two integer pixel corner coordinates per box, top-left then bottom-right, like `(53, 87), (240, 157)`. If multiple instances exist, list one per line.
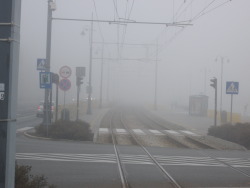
(0, 0), (21, 187)
(226, 81), (239, 123)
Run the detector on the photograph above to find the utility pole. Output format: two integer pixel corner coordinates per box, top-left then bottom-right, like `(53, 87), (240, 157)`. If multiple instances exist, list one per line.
(210, 77), (217, 126)
(43, 0), (55, 126)
(154, 41), (159, 110)
(87, 14), (93, 115)
(0, 0), (21, 187)
(99, 43), (104, 108)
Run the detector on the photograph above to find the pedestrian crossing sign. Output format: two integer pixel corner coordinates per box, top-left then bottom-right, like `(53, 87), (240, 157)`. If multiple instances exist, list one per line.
(37, 58), (47, 70)
(226, 81), (239, 95)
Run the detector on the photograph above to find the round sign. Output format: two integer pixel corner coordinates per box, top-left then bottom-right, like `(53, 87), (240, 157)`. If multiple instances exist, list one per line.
(59, 78), (71, 91)
(59, 66), (72, 78)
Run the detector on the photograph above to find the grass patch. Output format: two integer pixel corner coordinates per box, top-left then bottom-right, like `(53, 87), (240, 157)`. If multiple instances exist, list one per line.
(208, 123), (250, 149)
(15, 163), (56, 188)
(35, 120), (93, 141)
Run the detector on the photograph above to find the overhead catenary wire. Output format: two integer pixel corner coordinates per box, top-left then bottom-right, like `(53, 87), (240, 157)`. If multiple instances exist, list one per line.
(113, 0), (120, 19)
(191, 0), (218, 21)
(192, 0), (232, 21)
(120, 0), (135, 59)
(148, 0), (231, 58)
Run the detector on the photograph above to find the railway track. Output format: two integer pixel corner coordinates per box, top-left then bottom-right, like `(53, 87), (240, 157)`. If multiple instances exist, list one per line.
(97, 107), (216, 149)
(97, 107), (250, 188)
(109, 108), (182, 188)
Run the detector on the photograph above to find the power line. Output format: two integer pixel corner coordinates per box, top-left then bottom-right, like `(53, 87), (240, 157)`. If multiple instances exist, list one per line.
(113, 0), (120, 19)
(53, 17), (193, 26)
(193, 0), (232, 21)
(191, 0), (218, 21)
(92, 0), (105, 42)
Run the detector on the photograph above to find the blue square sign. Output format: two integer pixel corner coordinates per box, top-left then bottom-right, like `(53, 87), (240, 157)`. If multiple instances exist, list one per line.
(37, 58), (47, 70)
(226, 81), (239, 95)
(40, 72), (52, 89)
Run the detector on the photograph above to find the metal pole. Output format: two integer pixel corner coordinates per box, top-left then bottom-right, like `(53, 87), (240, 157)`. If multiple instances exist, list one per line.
(55, 84), (58, 121)
(43, 0), (53, 126)
(87, 14), (93, 114)
(154, 41), (158, 110)
(230, 94), (233, 124)
(106, 61), (110, 103)
(99, 43), (104, 108)
(215, 84), (217, 126)
(220, 58), (223, 115)
(0, 0), (21, 187)
(63, 91), (66, 119)
(76, 85), (80, 120)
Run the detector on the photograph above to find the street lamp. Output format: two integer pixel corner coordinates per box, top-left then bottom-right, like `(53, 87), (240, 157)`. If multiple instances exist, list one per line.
(81, 17), (94, 115)
(215, 56), (229, 115)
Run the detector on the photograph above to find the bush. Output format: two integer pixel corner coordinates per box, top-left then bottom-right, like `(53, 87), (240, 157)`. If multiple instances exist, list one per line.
(35, 120), (93, 141)
(208, 123), (250, 149)
(15, 163), (56, 188)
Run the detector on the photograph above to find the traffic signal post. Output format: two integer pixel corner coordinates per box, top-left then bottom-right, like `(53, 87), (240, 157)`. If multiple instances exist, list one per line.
(210, 77), (217, 126)
(76, 77), (83, 120)
(76, 67), (85, 120)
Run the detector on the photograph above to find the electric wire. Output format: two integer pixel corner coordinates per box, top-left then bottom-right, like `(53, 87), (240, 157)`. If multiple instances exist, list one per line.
(191, 0), (218, 21)
(192, 0), (232, 21)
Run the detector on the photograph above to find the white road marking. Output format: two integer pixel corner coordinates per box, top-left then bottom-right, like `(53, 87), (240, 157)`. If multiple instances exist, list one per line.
(180, 130), (199, 136)
(164, 130), (181, 136)
(17, 153), (249, 168)
(149, 129), (164, 135)
(16, 127), (33, 133)
(132, 129), (146, 135)
(115, 129), (128, 134)
(99, 128), (109, 133)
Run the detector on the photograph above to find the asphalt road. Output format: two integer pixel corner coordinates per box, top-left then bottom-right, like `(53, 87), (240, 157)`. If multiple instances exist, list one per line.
(16, 110), (250, 188)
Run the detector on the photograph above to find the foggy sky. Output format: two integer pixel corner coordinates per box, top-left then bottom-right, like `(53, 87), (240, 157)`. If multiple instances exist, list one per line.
(18, 0), (250, 115)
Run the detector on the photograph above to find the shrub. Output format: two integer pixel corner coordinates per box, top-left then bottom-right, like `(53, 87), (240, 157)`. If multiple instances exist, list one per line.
(35, 120), (93, 141)
(208, 123), (250, 149)
(15, 163), (56, 188)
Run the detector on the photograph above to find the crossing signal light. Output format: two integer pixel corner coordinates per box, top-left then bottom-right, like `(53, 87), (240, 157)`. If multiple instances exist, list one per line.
(210, 77), (217, 89)
(76, 77), (83, 86)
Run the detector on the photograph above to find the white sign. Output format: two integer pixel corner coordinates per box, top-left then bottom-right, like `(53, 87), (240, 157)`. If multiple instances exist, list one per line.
(0, 83), (4, 91)
(0, 92), (4, 100)
(59, 66), (72, 78)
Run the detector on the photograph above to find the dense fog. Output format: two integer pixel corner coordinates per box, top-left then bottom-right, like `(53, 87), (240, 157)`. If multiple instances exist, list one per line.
(18, 0), (250, 116)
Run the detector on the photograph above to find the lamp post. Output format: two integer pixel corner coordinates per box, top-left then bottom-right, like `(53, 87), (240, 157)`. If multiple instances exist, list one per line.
(154, 41), (159, 110)
(99, 43), (104, 108)
(43, 0), (56, 126)
(87, 15), (93, 114)
(215, 56), (229, 118)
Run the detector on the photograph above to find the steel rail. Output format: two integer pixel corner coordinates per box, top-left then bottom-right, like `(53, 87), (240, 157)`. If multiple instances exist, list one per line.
(137, 109), (250, 178)
(138, 109), (217, 149)
(119, 110), (182, 188)
(109, 110), (129, 188)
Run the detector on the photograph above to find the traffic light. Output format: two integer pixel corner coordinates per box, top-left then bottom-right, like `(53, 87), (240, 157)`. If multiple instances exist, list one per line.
(210, 77), (217, 89)
(52, 73), (59, 84)
(210, 77), (217, 126)
(76, 77), (83, 86)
